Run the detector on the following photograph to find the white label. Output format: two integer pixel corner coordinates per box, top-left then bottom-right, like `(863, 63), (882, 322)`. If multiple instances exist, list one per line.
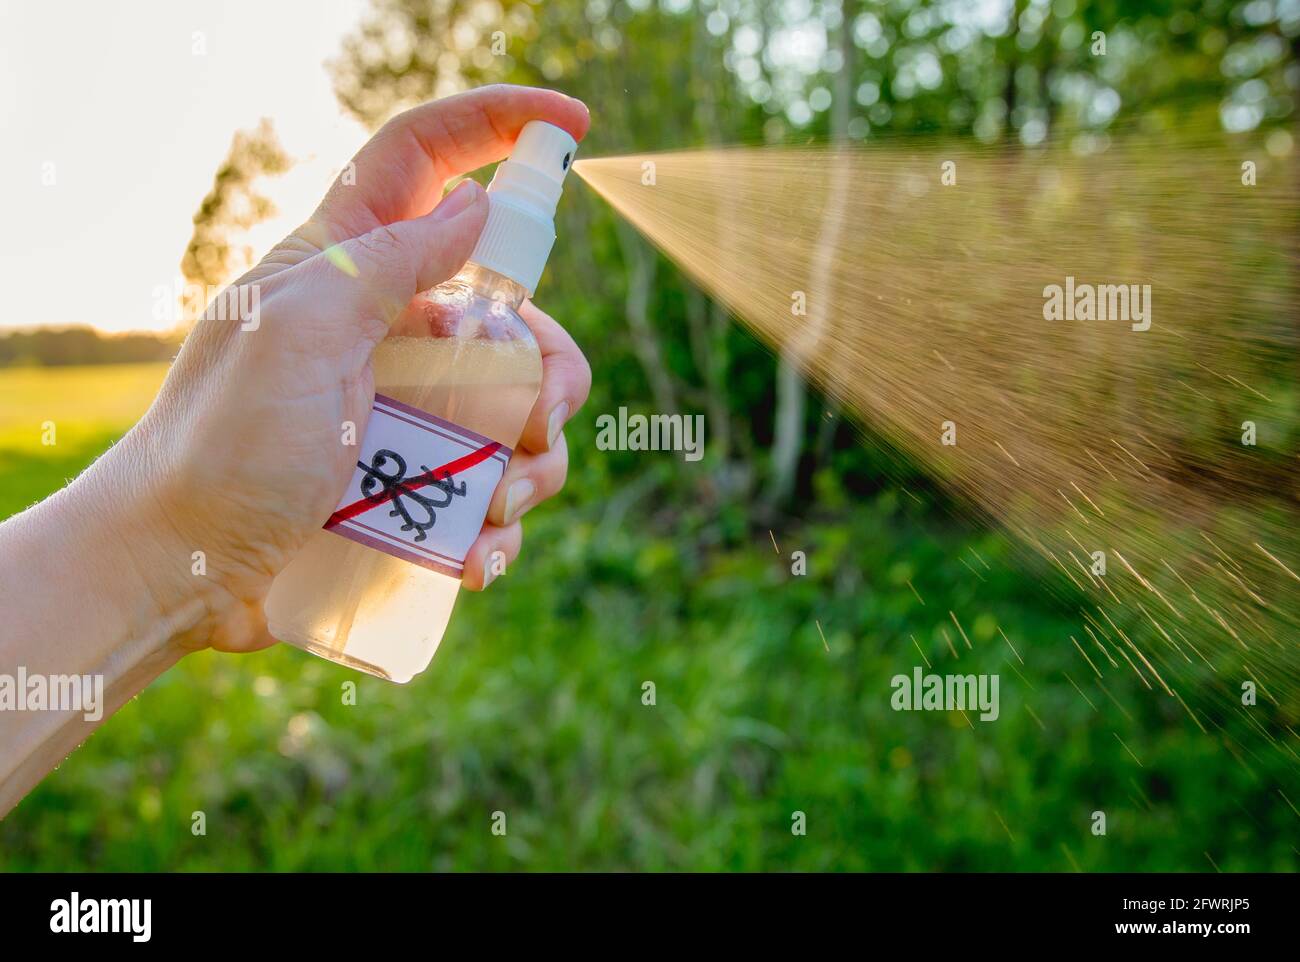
(323, 394), (510, 577)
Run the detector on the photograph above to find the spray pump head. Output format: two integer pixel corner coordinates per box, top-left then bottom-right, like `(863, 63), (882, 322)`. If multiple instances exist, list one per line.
(467, 120), (578, 296)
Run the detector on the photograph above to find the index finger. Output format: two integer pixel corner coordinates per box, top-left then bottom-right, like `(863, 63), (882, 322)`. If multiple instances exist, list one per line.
(517, 301), (592, 455)
(311, 85), (590, 242)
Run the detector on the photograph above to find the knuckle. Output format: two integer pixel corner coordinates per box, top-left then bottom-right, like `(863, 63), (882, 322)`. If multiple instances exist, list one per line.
(573, 350), (593, 401)
(353, 223), (404, 260)
(504, 522), (524, 559)
(551, 352), (592, 407)
(348, 227), (412, 288)
(376, 108), (414, 142)
(539, 438), (569, 497)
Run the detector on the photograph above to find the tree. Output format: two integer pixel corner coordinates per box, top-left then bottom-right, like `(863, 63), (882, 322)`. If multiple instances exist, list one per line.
(181, 120), (290, 313)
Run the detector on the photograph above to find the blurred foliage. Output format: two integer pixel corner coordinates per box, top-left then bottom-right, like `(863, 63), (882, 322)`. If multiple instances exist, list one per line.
(2, 0), (1297, 869)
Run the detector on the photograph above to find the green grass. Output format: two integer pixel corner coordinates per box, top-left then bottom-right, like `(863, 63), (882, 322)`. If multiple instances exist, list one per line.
(0, 365), (1294, 871)
(0, 362), (168, 453)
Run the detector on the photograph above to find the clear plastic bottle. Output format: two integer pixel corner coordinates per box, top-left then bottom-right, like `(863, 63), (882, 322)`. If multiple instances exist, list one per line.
(264, 121), (577, 682)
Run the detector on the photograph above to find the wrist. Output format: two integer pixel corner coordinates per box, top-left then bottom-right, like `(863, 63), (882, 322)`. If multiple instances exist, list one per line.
(51, 432), (219, 655)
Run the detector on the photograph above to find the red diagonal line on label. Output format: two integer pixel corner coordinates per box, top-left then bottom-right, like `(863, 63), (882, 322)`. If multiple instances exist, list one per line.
(324, 440), (502, 529)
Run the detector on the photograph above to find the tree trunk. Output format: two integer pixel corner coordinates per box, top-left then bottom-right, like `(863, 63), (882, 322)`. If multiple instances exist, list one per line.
(763, 0), (857, 508)
(615, 221), (679, 417)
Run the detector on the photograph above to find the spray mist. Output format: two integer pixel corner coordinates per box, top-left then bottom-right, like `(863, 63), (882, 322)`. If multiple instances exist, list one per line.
(264, 121), (578, 682)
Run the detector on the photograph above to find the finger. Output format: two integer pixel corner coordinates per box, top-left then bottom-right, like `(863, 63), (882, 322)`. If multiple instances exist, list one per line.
(516, 302), (592, 454)
(312, 85), (590, 240)
(317, 180), (489, 327)
(462, 521), (523, 591)
(487, 430), (569, 527)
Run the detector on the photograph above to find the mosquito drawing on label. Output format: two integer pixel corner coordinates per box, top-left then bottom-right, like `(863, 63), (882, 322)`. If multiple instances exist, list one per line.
(357, 448), (468, 542)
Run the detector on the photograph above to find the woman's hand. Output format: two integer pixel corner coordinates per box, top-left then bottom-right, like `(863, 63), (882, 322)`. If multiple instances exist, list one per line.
(81, 85), (591, 653)
(0, 86), (590, 812)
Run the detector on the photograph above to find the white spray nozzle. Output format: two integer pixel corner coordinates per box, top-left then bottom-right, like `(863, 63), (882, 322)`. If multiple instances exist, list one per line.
(468, 120), (578, 295)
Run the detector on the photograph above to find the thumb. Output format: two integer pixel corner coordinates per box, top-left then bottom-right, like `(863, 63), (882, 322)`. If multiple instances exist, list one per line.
(331, 180), (489, 323)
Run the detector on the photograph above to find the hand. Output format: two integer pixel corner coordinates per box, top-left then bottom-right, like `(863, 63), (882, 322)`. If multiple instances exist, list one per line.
(94, 85), (591, 652)
(0, 85), (594, 811)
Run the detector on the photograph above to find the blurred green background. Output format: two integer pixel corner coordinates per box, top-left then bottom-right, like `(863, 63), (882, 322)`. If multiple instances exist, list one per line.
(1, 0), (1297, 870)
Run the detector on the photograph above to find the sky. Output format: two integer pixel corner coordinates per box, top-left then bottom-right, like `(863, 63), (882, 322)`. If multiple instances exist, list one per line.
(0, 0), (373, 333)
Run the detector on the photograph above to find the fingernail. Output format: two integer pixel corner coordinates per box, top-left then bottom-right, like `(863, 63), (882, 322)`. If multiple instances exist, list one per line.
(503, 479), (535, 524)
(432, 180), (481, 220)
(482, 555), (499, 589)
(546, 401), (569, 449)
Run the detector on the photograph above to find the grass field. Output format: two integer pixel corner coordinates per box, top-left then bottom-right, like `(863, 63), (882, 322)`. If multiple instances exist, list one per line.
(0, 363), (169, 452)
(0, 362), (1295, 871)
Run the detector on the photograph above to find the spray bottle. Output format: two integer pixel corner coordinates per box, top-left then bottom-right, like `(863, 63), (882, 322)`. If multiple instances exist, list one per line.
(264, 121), (579, 682)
